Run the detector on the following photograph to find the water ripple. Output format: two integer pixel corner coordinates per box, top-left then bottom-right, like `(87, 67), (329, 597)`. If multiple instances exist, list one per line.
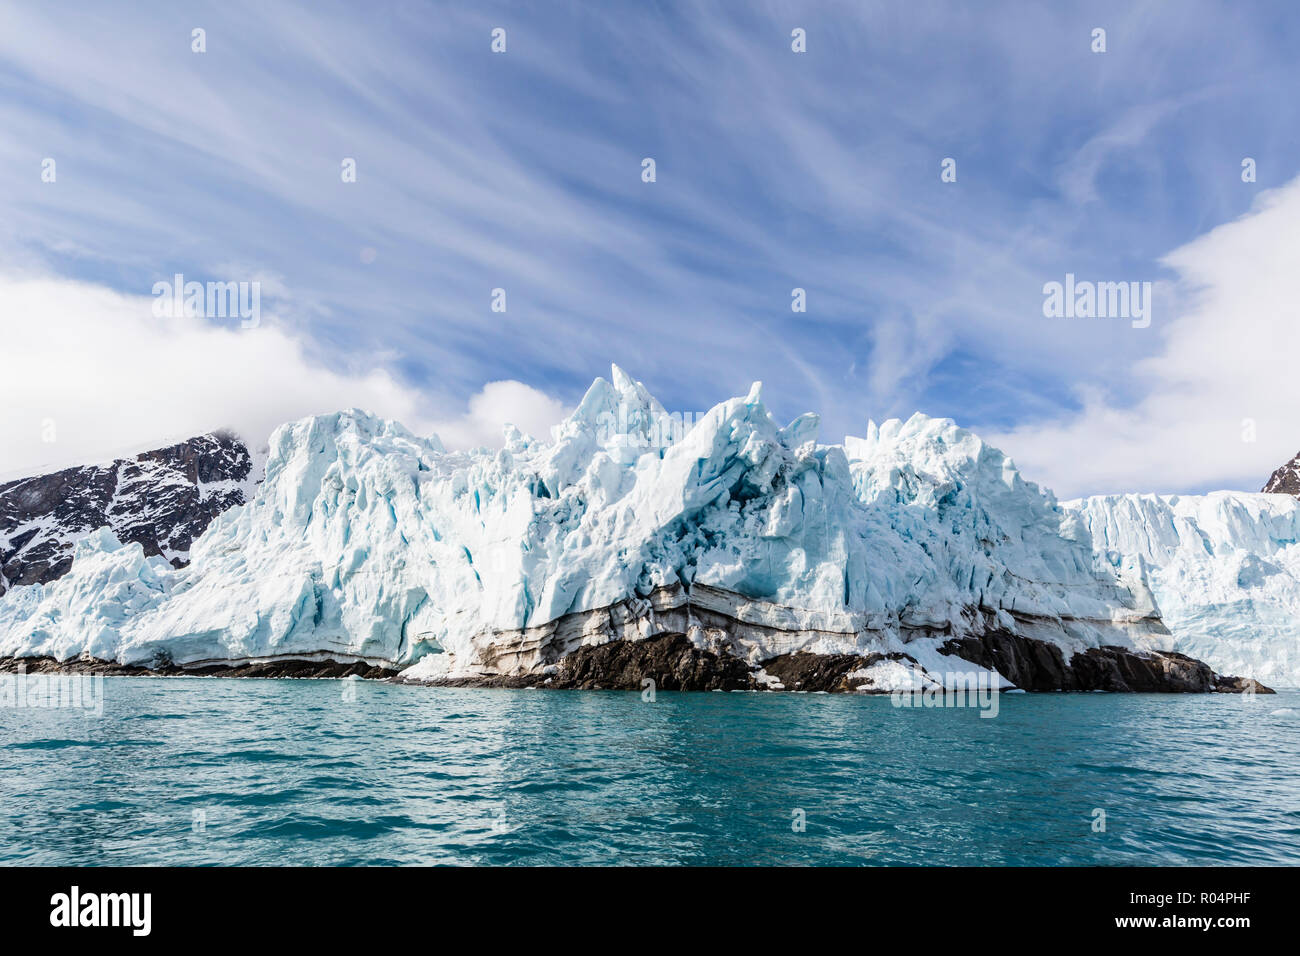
(0, 680), (1297, 865)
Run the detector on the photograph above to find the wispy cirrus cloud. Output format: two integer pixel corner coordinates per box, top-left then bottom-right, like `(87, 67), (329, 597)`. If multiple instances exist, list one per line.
(1, 1), (1298, 493)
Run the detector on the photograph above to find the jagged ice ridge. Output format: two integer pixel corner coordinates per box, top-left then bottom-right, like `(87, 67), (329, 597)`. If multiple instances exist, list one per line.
(1064, 493), (1300, 687)
(0, 367), (1291, 686)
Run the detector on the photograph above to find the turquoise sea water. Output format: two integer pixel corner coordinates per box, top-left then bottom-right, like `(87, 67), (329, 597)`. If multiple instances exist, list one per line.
(2, 678), (1298, 866)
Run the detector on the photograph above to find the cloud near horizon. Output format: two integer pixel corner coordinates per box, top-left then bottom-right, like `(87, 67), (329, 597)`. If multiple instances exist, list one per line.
(0, 273), (569, 481)
(987, 176), (1300, 499)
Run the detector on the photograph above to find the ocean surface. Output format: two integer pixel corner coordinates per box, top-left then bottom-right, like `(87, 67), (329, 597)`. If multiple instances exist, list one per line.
(2, 677), (1298, 866)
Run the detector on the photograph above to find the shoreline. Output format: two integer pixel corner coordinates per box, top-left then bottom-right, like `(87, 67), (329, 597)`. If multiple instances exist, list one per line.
(0, 630), (1275, 694)
(0, 656), (398, 681)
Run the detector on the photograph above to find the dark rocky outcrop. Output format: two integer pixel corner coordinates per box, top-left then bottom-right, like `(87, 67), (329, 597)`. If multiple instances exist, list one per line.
(404, 629), (1271, 694)
(1263, 450), (1300, 496)
(941, 631), (1070, 691)
(425, 633), (754, 690)
(940, 630), (1274, 694)
(548, 632), (753, 690)
(759, 651), (910, 692)
(0, 432), (254, 597)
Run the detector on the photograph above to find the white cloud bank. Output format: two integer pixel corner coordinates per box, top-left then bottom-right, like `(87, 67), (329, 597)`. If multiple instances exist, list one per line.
(0, 274), (568, 481)
(429, 380), (570, 452)
(988, 176), (1300, 500)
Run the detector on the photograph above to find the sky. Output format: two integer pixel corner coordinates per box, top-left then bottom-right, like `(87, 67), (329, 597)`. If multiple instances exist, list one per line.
(1, 0), (1298, 498)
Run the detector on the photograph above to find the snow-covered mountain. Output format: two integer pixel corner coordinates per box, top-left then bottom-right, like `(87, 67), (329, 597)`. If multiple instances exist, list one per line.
(1263, 450), (1300, 495)
(1064, 493), (1300, 687)
(0, 433), (258, 598)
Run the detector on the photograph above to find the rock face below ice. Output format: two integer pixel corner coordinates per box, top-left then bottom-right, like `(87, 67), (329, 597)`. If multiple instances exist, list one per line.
(1064, 493), (1300, 687)
(0, 433), (256, 598)
(0, 367), (1275, 690)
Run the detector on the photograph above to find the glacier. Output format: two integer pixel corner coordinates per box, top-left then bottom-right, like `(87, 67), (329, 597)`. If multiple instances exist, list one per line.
(0, 366), (1282, 689)
(1064, 493), (1300, 687)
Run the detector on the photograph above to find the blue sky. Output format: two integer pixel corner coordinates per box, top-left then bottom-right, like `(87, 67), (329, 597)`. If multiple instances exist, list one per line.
(2, 1), (1299, 496)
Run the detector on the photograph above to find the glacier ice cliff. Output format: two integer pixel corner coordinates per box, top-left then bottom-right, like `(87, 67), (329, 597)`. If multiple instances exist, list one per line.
(0, 367), (1280, 690)
(1064, 493), (1300, 687)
